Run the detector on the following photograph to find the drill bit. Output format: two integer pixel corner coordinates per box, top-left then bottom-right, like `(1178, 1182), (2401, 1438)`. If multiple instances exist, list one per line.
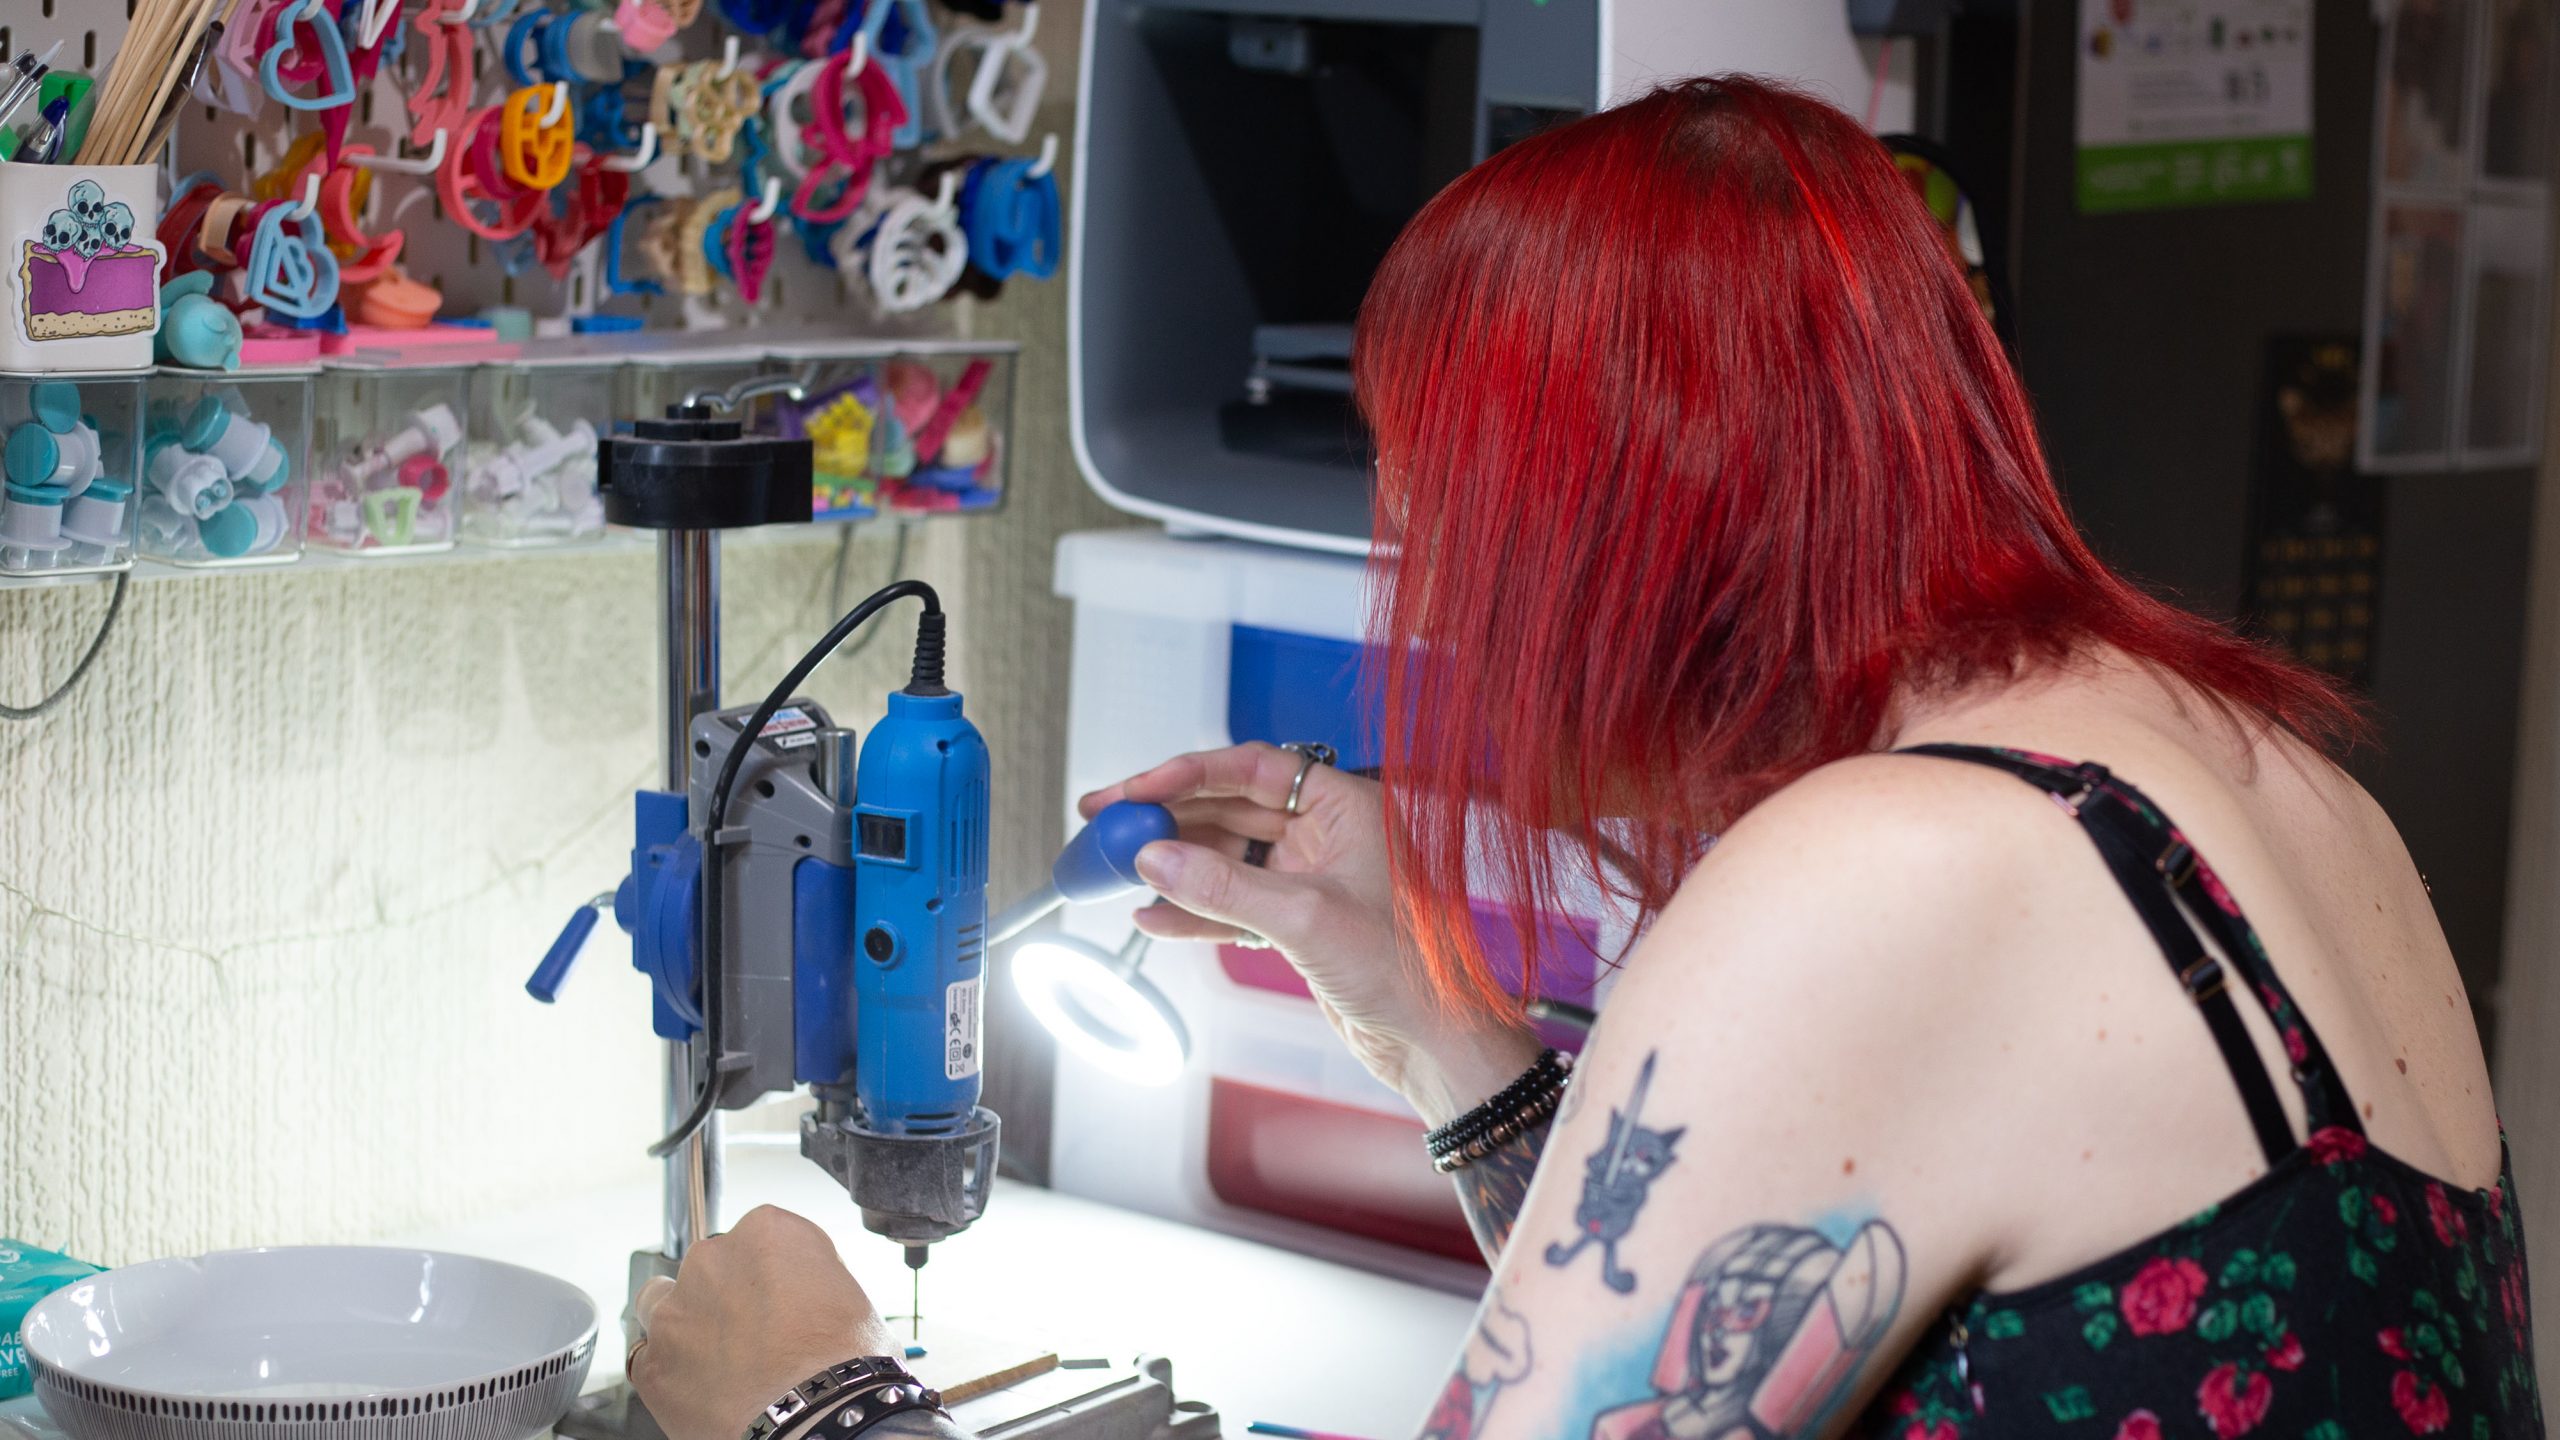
(904, 1245), (928, 1343)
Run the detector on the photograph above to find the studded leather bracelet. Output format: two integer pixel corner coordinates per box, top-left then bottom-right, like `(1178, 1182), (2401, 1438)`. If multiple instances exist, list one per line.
(746, 1357), (947, 1440)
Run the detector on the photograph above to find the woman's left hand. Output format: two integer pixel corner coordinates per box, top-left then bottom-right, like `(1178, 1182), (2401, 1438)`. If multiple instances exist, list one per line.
(628, 1206), (898, 1440)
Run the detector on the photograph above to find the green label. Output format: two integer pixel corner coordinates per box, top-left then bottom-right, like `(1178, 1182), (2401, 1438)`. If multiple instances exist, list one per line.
(2076, 134), (2312, 213)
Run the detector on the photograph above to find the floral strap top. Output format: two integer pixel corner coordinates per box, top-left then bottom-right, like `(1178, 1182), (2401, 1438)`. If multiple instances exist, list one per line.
(1857, 746), (2540, 1440)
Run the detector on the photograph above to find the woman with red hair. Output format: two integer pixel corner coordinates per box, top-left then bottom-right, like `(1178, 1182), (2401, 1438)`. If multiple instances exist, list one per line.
(630, 79), (2537, 1440)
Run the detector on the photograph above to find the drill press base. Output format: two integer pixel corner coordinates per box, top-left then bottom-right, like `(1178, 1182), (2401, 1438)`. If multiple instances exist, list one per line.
(552, 1356), (1217, 1440)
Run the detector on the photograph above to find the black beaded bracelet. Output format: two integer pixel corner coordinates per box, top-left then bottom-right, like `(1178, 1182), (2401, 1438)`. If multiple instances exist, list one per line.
(1425, 1048), (1569, 1156)
(1424, 1048), (1572, 1173)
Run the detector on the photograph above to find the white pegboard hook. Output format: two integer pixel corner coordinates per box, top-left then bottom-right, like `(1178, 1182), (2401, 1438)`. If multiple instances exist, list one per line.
(348, 128), (448, 173)
(442, 0), (480, 24)
(1010, 3), (1038, 44)
(357, 0), (403, 48)
(928, 169), (959, 216)
(539, 81), (569, 126)
(283, 173), (321, 223)
(717, 35), (742, 77)
(1027, 131), (1058, 178)
(602, 121), (658, 172)
(747, 175), (782, 222)
(844, 31), (869, 75)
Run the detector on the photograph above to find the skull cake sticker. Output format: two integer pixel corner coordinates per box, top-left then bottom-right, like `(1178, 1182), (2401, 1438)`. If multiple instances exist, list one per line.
(14, 179), (165, 344)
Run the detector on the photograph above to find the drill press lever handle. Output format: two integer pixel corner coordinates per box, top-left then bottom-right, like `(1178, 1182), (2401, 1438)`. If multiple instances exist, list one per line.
(526, 892), (615, 1003)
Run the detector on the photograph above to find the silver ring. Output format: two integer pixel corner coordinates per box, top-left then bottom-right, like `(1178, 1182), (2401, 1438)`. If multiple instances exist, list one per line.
(1280, 742), (1336, 816)
(1229, 931), (1276, 950)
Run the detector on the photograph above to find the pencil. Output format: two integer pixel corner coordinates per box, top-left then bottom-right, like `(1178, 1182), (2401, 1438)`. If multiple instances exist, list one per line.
(1247, 1424), (1382, 1440)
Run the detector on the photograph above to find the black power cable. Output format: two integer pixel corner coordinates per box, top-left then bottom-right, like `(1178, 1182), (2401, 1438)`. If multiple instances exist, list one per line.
(649, 579), (948, 1160)
(2, 572), (130, 721)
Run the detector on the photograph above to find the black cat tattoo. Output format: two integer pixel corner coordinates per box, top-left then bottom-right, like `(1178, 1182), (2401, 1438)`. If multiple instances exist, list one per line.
(1546, 1050), (1684, 1293)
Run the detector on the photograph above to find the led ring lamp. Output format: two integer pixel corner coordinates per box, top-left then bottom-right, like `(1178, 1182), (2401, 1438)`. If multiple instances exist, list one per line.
(1013, 930), (1190, 1088)
(991, 800), (1192, 1087)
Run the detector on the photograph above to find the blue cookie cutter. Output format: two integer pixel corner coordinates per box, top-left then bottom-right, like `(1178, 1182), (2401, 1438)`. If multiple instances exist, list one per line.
(259, 0), (358, 111)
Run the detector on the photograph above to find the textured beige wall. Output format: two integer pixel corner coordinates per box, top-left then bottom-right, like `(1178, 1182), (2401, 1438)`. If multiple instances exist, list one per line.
(955, 44), (1131, 1169)
(0, 533), (933, 1264)
(0, 0), (1113, 1261)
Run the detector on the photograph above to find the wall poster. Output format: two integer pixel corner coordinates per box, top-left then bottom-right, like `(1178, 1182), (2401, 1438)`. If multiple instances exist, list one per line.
(2076, 0), (2316, 213)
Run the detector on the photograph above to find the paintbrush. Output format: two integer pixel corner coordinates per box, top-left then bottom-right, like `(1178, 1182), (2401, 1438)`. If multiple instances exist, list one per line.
(134, 20), (221, 163)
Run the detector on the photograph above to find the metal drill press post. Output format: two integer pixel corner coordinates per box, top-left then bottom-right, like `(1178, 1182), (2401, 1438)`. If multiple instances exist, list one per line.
(549, 395), (812, 1440)
(661, 527), (722, 1263)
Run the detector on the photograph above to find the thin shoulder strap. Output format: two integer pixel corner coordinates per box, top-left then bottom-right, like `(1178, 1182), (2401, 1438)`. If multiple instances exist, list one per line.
(1898, 744), (2362, 1165)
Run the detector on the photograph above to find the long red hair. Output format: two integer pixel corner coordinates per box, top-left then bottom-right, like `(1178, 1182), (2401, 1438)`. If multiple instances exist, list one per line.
(1353, 77), (2362, 1017)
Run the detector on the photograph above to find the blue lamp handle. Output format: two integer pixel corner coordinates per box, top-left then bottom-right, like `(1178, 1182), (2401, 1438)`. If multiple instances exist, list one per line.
(527, 896), (609, 1002)
(1053, 801), (1178, 902)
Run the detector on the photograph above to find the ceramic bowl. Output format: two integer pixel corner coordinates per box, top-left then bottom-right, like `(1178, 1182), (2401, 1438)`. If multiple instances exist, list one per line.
(21, 1247), (597, 1440)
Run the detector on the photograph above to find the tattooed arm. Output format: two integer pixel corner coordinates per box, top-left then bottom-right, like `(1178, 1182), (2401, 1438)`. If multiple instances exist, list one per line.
(1406, 762), (2042, 1440)
(1457, 1124), (1551, 1261)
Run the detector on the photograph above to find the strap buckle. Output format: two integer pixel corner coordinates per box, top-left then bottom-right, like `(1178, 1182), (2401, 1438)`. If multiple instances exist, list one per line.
(2048, 761), (2110, 818)
(2180, 954), (2227, 1003)
(2157, 839), (2200, 889)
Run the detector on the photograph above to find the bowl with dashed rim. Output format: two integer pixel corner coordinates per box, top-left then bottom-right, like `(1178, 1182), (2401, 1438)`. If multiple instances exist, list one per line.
(21, 1247), (595, 1440)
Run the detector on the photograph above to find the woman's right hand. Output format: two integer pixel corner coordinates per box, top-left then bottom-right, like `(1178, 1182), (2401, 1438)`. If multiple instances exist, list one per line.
(1079, 744), (1539, 1125)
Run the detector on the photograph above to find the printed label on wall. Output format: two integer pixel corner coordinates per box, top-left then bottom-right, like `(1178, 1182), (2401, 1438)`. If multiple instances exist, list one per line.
(2077, 0), (2315, 213)
(15, 178), (163, 344)
(945, 976), (981, 1080)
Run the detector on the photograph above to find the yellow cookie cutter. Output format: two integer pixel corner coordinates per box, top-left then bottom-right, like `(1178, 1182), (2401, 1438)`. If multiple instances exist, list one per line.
(500, 83), (575, 190)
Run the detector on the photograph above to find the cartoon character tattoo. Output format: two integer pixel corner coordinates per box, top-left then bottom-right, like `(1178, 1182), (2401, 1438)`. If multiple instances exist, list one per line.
(1591, 1220), (1908, 1440)
(1547, 1051), (1684, 1292)
(1422, 1294), (1535, 1440)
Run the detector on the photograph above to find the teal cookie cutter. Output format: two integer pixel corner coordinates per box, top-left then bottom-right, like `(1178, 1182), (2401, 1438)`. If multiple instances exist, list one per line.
(259, 0), (358, 111)
(244, 203), (343, 319)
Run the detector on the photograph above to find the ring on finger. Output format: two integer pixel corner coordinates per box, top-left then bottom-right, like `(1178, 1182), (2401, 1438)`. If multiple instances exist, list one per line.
(625, 1335), (648, 1370)
(1230, 931), (1276, 950)
(1280, 741), (1337, 817)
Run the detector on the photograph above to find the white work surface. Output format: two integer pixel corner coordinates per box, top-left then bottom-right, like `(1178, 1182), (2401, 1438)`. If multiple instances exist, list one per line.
(383, 1144), (1479, 1438)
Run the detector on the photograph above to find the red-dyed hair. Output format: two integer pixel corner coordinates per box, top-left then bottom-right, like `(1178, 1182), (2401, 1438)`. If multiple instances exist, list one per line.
(1353, 77), (2362, 1017)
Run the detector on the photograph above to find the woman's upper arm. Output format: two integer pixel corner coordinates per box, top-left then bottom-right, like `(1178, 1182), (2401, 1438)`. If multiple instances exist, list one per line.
(1436, 761), (2031, 1440)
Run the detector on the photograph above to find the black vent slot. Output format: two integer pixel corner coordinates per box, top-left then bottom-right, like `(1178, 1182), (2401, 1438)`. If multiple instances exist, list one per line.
(859, 813), (909, 861)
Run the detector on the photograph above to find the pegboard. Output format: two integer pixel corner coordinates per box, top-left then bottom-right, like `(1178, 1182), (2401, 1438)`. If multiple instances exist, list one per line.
(0, 1), (1018, 336)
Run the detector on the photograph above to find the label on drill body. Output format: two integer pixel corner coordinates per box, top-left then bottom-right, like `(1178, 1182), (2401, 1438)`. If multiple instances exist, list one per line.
(945, 977), (982, 1080)
(759, 706), (821, 750)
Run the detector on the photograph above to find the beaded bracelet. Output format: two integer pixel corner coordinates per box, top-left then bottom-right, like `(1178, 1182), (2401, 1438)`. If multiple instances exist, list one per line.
(1425, 1048), (1572, 1173)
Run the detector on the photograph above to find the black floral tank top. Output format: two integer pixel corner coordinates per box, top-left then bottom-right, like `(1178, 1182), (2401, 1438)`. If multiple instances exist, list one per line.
(1857, 747), (2541, 1440)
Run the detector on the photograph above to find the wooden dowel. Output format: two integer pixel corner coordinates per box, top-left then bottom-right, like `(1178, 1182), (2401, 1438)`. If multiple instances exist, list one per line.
(119, 0), (225, 163)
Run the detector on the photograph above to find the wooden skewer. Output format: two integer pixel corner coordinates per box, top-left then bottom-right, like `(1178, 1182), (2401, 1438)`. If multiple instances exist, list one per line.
(79, 0), (169, 162)
(119, 0), (225, 163)
(71, 0), (162, 164)
(77, 0), (217, 166)
(114, 0), (217, 163)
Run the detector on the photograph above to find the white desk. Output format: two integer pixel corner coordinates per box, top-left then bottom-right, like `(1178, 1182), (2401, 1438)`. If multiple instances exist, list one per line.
(383, 1145), (1479, 1438)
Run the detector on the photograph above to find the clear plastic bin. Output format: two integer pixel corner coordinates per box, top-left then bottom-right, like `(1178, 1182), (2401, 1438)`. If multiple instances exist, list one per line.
(463, 347), (617, 547)
(874, 341), (1015, 515)
(137, 366), (313, 568)
(766, 339), (897, 522)
(1, 371), (144, 577)
(309, 358), (467, 555)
